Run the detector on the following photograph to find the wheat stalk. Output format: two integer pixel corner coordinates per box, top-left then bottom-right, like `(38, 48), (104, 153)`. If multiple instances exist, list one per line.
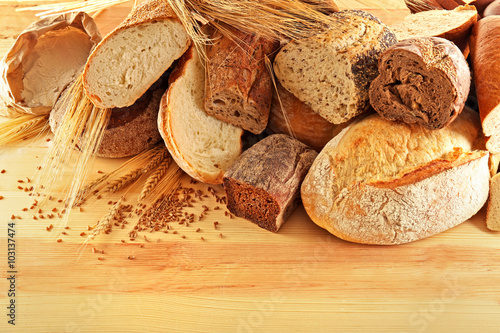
(85, 197), (123, 243)
(0, 114), (50, 146)
(139, 155), (172, 201)
(101, 168), (144, 195)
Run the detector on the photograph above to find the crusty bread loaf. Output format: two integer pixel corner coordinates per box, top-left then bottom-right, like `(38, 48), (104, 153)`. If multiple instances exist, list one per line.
(405, 0), (494, 15)
(369, 37), (470, 130)
(223, 134), (317, 232)
(483, 0), (500, 15)
(391, 5), (478, 56)
(268, 81), (347, 151)
(158, 46), (244, 185)
(487, 172), (500, 231)
(50, 75), (166, 158)
(0, 12), (101, 117)
(83, 0), (190, 109)
(273, 10), (396, 124)
(301, 108), (489, 245)
(204, 24), (279, 134)
(470, 16), (500, 154)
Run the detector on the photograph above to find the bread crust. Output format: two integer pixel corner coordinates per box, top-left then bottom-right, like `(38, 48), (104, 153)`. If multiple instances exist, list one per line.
(470, 16), (500, 153)
(301, 111), (489, 245)
(83, 0), (190, 108)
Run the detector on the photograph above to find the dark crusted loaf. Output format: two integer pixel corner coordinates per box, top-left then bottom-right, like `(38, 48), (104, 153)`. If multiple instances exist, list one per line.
(223, 134), (317, 232)
(204, 24), (279, 134)
(273, 10), (397, 124)
(369, 37), (470, 130)
(50, 76), (165, 158)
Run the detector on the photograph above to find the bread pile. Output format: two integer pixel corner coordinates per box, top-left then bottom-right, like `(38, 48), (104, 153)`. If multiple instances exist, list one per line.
(6, 0), (500, 243)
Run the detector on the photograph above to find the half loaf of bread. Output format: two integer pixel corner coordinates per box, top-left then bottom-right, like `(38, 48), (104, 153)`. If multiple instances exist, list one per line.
(273, 10), (396, 124)
(83, 0), (190, 108)
(158, 46), (244, 185)
(301, 108), (489, 245)
(369, 37), (470, 130)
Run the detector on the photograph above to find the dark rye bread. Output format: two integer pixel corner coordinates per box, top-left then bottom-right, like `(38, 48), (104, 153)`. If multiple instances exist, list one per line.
(223, 134), (317, 232)
(204, 24), (279, 134)
(50, 75), (166, 158)
(369, 37), (470, 130)
(273, 10), (397, 125)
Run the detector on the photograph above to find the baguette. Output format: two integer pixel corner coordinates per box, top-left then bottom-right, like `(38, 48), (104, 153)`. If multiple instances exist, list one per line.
(301, 108), (489, 245)
(83, 0), (190, 109)
(470, 16), (500, 153)
(158, 46), (244, 185)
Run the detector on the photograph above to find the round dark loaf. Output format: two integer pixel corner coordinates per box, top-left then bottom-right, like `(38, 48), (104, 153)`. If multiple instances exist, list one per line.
(50, 78), (165, 158)
(369, 37), (470, 130)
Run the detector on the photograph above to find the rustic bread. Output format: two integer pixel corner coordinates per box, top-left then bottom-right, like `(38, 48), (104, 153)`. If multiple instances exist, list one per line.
(405, 0), (494, 15)
(483, 0), (500, 15)
(487, 172), (500, 231)
(50, 75), (166, 158)
(204, 24), (279, 134)
(273, 10), (396, 124)
(0, 12), (101, 117)
(391, 5), (478, 56)
(301, 108), (489, 245)
(470, 16), (500, 154)
(223, 134), (317, 232)
(268, 81), (348, 151)
(83, 0), (190, 109)
(158, 46), (244, 185)
(369, 37), (470, 130)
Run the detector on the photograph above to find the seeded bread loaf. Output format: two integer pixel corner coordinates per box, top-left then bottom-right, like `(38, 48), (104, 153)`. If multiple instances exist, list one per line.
(50, 75), (166, 158)
(268, 81), (346, 151)
(273, 10), (397, 125)
(301, 108), (489, 245)
(158, 46), (244, 185)
(391, 5), (478, 57)
(470, 16), (500, 154)
(369, 37), (470, 130)
(204, 24), (279, 134)
(223, 134), (317, 232)
(83, 0), (190, 109)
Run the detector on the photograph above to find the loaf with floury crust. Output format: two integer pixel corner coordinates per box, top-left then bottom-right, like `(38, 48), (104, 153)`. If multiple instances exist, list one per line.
(369, 37), (470, 130)
(470, 16), (500, 154)
(83, 0), (190, 109)
(273, 10), (397, 125)
(301, 108), (489, 245)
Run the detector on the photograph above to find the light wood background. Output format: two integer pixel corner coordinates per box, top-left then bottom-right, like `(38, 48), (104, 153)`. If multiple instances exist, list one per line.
(2, 1), (500, 333)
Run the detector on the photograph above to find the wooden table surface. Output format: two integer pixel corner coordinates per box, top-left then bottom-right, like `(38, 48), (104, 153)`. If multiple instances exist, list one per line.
(2, 1), (500, 332)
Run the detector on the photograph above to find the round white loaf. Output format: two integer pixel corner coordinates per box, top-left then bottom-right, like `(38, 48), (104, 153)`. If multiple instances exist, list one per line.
(301, 108), (490, 245)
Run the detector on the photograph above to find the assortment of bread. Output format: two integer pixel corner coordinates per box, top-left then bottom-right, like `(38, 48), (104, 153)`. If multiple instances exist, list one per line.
(4, 0), (500, 242)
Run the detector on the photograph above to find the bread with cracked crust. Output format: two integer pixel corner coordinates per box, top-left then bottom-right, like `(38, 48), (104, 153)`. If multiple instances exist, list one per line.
(301, 108), (489, 245)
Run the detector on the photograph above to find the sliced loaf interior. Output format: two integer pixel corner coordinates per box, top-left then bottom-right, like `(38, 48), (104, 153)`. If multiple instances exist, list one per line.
(158, 47), (243, 184)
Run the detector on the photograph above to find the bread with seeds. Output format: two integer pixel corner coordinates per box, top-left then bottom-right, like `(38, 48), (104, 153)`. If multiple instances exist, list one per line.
(273, 10), (397, 125)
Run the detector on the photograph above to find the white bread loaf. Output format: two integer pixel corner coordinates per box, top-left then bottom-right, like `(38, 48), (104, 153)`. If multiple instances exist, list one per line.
(273, 10), (397, 125)
(301, 108), (489, 245)
(158, 46), (244, 185)
(83, 0), (190, 109)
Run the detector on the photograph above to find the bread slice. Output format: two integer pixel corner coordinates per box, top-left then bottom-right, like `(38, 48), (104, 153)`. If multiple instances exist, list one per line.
(301, 108), (489, 245)
(391, 5), (478, 56)
(487, 172), (500, 231)
(158, 46), (244, 185)
(273, 10), (397, 124)
(470, 16), (500, 154)
(83, 0), (190, 109)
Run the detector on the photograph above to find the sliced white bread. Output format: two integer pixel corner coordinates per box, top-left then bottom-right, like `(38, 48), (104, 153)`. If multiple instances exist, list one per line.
(158, 46), (244, 185)
(301, 108), (489, 245)
(391, 5), (478, 56)
(83, 0), (190, 109)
